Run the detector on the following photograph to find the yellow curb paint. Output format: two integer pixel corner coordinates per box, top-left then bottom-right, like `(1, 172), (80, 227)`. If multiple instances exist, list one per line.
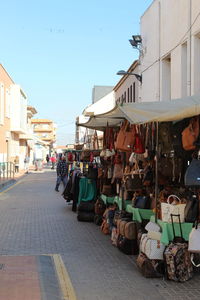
(53, 254), (77, 300)
(0, 180), (24, 195)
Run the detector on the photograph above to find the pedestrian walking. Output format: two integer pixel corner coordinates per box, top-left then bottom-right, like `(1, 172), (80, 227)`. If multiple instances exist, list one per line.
(14, 156), (19, 173)
(55, 156), (68, 192)
(24, 155), (30, 173)
(46, 154), (50, 165)
(50, 155), (56, 169)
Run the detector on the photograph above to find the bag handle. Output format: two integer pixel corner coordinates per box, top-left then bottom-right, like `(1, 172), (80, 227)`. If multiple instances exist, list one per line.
(167, 194), (181, 204)
(191, 253), (200, 268)
(170, 214), (184, 240)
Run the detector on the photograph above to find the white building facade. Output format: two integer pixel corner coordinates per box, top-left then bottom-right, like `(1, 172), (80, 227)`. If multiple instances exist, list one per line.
(140, 0), (200, 102)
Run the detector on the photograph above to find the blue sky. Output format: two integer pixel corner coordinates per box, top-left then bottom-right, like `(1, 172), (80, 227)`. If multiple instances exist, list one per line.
(0, 0), (152, 145)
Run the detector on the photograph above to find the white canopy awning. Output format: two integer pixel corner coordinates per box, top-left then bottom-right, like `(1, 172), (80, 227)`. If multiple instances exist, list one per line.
(83, 91), (115, 116)
(78, 94), (200, 129)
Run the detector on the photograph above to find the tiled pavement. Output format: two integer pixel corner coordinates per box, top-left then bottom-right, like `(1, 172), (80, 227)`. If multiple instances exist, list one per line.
(0, 170), (200, 300)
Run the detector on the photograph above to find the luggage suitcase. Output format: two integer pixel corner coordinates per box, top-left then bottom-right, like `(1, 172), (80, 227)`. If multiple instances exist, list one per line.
(111, 226), (119, 246)
(78, 200), (95, 213)
(124, 221), (137, 240)
(164, 214), (193, 282)
(117, 234), (139, 255)
(136, 252), (165, 278)
(119, 220), (128, 236)
(77, 211), (95, 222)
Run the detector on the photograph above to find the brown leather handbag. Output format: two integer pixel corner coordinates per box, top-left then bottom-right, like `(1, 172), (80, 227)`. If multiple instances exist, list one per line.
(115, 121), (136, 152)
(182, 116), (199, 151)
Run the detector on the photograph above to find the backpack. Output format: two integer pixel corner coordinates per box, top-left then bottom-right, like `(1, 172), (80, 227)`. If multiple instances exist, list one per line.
(94, 198), (106, 215)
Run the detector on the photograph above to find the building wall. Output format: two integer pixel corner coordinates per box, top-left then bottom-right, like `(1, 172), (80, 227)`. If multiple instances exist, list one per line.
(114, 64), (140, 103)
(0, 65), (13, 161)
(140, 0), (200, 102)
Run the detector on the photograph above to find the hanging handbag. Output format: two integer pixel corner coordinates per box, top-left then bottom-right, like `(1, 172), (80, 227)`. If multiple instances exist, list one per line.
(182, 116), (199, 151)
(112, 163), (123, 182)
(185, 159), (200, 186)
(161, 195), (186, 223)
(115, 120), (136, 152)
(125, 160), (143, 191)
(102, 184), (112, 196)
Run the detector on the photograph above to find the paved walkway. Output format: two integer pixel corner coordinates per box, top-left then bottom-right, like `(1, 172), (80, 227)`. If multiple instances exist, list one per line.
(0, 170), (200, 300)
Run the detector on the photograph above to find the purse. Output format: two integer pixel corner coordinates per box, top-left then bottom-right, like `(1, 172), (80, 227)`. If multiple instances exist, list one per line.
(115, 120), (136, 152)
(125, 161), (143, 191)
(161, 195), (186, 223)
(102, 184), (112, 196)
(147, 231), (162, 241)
(140, 234), (165, 260)
(145, 221), (161, 233)
(185, 159), (200, 186)
(188, 223), (200, 253)
(134, 195), (151, 209)
(182, 116), (199, 151)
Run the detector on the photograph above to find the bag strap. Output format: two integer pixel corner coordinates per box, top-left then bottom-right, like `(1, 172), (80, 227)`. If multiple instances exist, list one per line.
(167, 194), (181, 204)
(191, 253), (200, 268)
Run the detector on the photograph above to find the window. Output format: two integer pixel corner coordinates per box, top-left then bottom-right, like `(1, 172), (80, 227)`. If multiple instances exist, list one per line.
(124, 91), (126, 103)
(133, 82), (136, 102)
(5, 88), (11, 118)
(128, 88), (130, 102)
(130, 85), (132, 103)
(161, 55), (171, 101)
(181, 42), (187, 97)
(0, 83), (4, 125)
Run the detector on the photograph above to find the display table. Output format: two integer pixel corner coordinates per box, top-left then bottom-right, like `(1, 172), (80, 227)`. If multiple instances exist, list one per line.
(101, 194), (115, 205)
(101, 195), (131, 210)
(126, 204), (155, 223)
(150, 216), (193, 245)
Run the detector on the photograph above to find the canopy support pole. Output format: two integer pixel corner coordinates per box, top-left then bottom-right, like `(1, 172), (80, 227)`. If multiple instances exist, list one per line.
(155, 121), (159, 223)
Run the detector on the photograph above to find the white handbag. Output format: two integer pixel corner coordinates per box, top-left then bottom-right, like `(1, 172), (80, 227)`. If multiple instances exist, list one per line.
(145, 221), (161, 232)
(140, 234), (165, 260)
(161, 195), (186, 223)
(188, 225), (200, 253)
(147, 231), (162, 241)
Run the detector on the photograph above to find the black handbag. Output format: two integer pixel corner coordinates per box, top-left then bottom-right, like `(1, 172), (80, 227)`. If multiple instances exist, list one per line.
(117, 234), (138, 255)
(185, 159), (200, 186)
(87, 166), (98, 180)
(78, 200), (95, 212)
(125, 175), (143, 191)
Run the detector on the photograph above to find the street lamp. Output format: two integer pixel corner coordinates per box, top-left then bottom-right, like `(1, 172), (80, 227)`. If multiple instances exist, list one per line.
(129, 35), (143, 56)
(116, 70), (142, 83)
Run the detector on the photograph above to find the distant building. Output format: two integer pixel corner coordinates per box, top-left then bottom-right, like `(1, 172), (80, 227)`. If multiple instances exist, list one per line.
(31, 119), (57, 154)
(92, 85), (114, 103)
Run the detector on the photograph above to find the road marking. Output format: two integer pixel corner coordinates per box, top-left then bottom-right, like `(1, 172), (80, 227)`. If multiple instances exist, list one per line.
(0, 180), (24, 195)
(53, 254), (77, 300)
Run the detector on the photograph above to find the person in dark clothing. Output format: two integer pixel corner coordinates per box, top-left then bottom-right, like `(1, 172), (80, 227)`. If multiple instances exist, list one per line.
(55, 156), (68, 192)
(46, 154), (50, 165)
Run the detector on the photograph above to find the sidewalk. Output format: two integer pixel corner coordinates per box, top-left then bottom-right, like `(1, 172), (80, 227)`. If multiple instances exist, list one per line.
(0, 170), (200, 300)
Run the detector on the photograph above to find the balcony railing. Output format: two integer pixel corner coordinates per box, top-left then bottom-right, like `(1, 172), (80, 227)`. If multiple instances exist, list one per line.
(0, 162), (15, 181)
